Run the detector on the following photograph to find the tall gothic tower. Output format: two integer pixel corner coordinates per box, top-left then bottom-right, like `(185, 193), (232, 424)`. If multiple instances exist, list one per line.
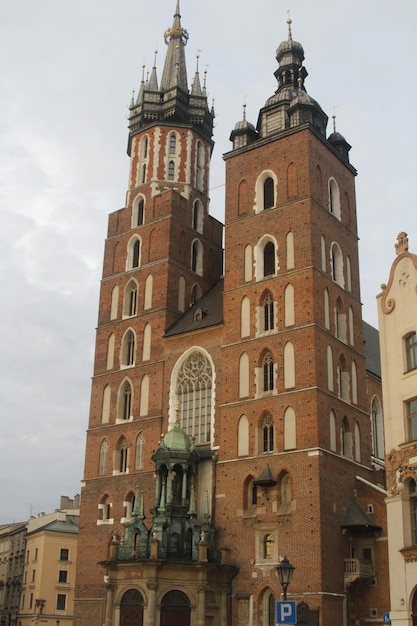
(74, 7), (389, 626)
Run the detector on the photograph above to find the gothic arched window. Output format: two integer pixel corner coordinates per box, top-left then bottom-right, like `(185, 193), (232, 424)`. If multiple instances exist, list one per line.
(263, 177), (274, 210)
(264, 242), (275, 277)
(176, 351), (213, 444)
(263, 352), (274, 392)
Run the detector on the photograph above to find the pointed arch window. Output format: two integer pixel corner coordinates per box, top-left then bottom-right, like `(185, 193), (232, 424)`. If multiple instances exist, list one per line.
(124, 280), (138, 317)
(116, 439), (128, 473)
(262, 414), (274, 453)
(168, 160), (175, 181)
(137, 199), (144, 226)
(264, 242), (275, 277)
(99, 440), (108, 476)
(263, 534), (274, 559)
(263, 352), (274, 392)
(122, 330), (135, 367)
(263, 292), (274, 331)
(169, 133), (177, 155)
(264, 177), (275, 210)
(175, 351), (213, 444)
(135, 432), (145, 470)
(119, 380), (132, 421)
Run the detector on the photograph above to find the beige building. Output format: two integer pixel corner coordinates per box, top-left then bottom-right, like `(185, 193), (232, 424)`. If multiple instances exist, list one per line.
(377, 232), (417, 626)
(19, 499), (79, 626)
(0, 522), (27, 626)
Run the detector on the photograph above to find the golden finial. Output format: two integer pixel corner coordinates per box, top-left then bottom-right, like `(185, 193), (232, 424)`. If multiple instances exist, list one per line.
(286, 10), (292, 39)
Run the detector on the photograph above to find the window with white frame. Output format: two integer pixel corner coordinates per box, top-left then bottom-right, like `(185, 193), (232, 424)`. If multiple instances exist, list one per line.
(405, 332), (417, 372)
(175, 350), (213, 444)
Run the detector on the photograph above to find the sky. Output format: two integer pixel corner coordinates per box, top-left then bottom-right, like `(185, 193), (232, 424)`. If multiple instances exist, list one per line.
(0, 0), (416, 524)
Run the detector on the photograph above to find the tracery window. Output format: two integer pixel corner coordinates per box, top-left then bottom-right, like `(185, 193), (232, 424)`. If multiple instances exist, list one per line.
(263, 352), (274, 392)
(263, 415), (274, 453)
(176, 351), (212, 444)
(263, 292), (274, 331)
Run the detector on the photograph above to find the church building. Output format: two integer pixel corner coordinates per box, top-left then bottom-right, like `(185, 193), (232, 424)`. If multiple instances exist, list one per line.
(74, 4), (389, 625)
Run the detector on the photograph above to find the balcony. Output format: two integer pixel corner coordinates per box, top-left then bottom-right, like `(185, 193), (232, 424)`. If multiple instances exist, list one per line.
(344, 558), (374, 589)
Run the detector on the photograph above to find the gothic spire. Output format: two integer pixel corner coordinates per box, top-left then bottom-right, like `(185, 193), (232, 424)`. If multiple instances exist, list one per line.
(160, 0), (189, 92)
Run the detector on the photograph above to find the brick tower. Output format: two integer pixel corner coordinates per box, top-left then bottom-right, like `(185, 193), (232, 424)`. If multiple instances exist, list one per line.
(74, 7), (389, 626)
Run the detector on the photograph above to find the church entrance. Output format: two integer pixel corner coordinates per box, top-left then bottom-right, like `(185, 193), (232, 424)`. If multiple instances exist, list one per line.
(160, 590), (191, 626)
(120, 589), (144, 626)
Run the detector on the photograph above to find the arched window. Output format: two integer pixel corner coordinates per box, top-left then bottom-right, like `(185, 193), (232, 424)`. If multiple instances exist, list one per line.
(196, 141), (204, 191)
(238, 415), (249, 456)
(329, 177), (341, 219)
(135, 432), (145, 470)
(264, 242), (275, 277)
(321, 235), (326, 272)
(371, 396), (384, 459)
(122, 330), (136, 366)
(284, 283), (295, 326)
(120, 589), (144, 626)
(110, 285), (119, 320)
(127, 237), (141, 270)
(140, 375), (149, 417)
(335, 297), (346, 342)
(101, 385), (111, 424)
(284, 406), (296, 450)
(329, 410), (337, 451)
(348, 306), (354, 345)
(98, 495), (112, 523)
(263, 352), (274, 392)
(177, 275), (185, 312)
(169, 133), (177, 155)
(262, 414), (274, 453)
(244, 475), (257, 509)
(192, 200), (203, 232)
(98, 440), (108, 476)
(122, 491), (135, 522)
(346, 255), (352, 291)
(241, 296), (250, 338)
(142, 323), (151, 361)
(140, 136), (148, 160)
(191, 283), (202, 305)
(341, 417), (352, 459)
(168, 160), (175, 181)
(324, 288), (330, 329)
(118, 380), (133, 421)
(351, 361), (357, 404)
(116, 438), (128, 473)
(284, 342), (295, 389)
(263, 292), (274, 332)
(132, 196), (145, 228)
(106, 333), (115, 370)
(330, 242), (344, 287)
(175, 351), (213, 444)
(263, 177), (275, 210)
(239, 352), (250, 398)
(124, 280), (138, 317)
(144, 274), (153, 310)
(327, 345), (334, 391)
(141, 163), (146, 184)
(191, 240), (203, 275)
(337, 356), (350, 402)
(286, 231), (295, 269)
(244, 244), (252, 281)
(354, 422), (361, 462)
(261, 591), (276, 626)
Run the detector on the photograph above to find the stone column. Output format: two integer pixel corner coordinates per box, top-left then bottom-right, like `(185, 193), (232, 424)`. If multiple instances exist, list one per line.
(146, 581), (158, 626)
(105, 584), (115, 626)
(196, 584), (207, 626)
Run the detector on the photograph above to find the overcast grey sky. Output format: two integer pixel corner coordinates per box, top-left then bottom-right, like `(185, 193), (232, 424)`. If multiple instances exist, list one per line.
(1, 0), (416, 523)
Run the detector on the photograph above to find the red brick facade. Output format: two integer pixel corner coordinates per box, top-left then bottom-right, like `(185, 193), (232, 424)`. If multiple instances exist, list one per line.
(74, 7), (388, 626)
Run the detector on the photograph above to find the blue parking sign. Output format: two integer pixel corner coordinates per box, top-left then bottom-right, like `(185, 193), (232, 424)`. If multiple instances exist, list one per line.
(276, 601), (297, 624)
(383, 613), (390, 625)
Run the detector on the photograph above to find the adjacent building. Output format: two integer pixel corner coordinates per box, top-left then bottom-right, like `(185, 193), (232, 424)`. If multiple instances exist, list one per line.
(74, 4), (389, 625)
(19, 497), (79, 626)
(0, 522), (26, 626)
(377, 233), (417, 626)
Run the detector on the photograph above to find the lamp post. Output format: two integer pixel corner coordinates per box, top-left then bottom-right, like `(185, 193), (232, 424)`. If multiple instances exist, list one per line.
(276, 556), (295, 601)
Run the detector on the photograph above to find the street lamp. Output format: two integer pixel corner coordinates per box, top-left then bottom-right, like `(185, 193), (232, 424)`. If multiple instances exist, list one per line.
(276, 556), (295, 601)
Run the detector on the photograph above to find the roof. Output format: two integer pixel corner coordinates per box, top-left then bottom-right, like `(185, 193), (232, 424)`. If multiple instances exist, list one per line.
(35, 515), (79, 535)
(164, 279), (223, 337)
(340, 500), (381, 530)
(362, 321), (381, 378)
